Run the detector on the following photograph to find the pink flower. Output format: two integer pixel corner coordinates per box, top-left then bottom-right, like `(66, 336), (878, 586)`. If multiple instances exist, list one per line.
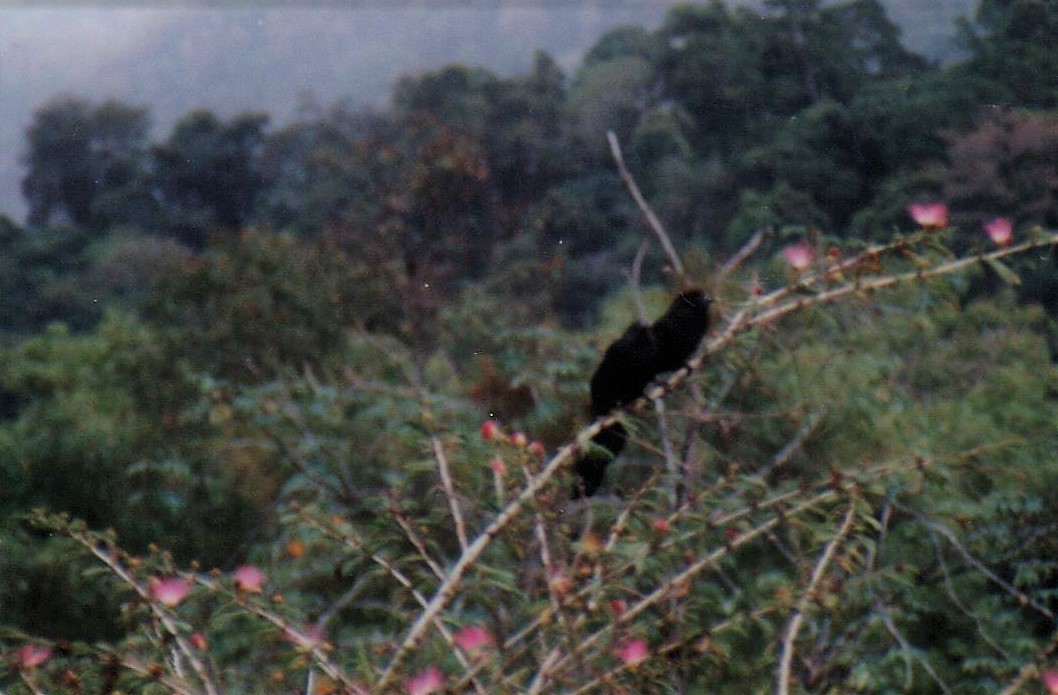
(405, 665), (444, 695)
(480, 419), (502, 442)
(189, 632), (208, 650)
(234, 565), (266, 594)
(783, 242), (814, 272)
(652, 517), (671, 534)
(907, 202), (949, 229)
(984, 217), (1013, 247)
(16, 644), (52, 670)
(149, 576), (192, 608)
(609, 598), (628, 617)
(489, 456), (506, 475)
(510, 431), (528, 448)
(453, 625), (493, 654)
(1044, 669), (1058, 694)
(528, 440), (547, 458)
(614, 637), (649, 668)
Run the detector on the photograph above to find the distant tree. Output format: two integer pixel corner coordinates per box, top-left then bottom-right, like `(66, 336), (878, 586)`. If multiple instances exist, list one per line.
(657, 0), (926, 154)
(959, 0), (1058, 108)
(21, 97), (153, 230)
(658, 1), (767, 153)
(568, 54), (656, 158)
(940, 107), (1058, 231)
(851, 73), (1011, 174)
(0, 218), (101, 334)
(142, 229), (403, 381)
(393, 64), (497, 134)
(395, 55), (572, 202)
(582, 24), (661, 68)
(734, 99), (874, 232)
(482, 51), (572, 201)
(152, 110), (269, 245)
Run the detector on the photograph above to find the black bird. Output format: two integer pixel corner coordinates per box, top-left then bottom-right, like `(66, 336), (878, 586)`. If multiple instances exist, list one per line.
(574, 290), (712, 497)
(576, 322), (658, 497)
(651, 289), (712, 373)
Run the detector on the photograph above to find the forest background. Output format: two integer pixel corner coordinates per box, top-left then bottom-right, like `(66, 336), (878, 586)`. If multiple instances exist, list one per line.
(3, 0), (1058, 692)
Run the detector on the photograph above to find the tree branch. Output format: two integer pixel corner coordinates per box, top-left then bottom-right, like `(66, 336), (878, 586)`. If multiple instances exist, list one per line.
(607, 130), (685, 278)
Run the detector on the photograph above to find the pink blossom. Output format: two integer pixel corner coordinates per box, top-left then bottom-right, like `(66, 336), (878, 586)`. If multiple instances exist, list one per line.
(528, 440), (547, 458)
(189, 633), (208, 650)
(405, 665), (444, 695)
(1044, 669), (1058, 694)
(614, 637), (649, 668)
(783, 242), (814, 272)
(480, 420), (502, 442)
(652, 517), (671, 534)
(609, 598), (628, 617)
(234, 565), (266, 594)
(984, 217), (1013, 247)
(489, 456), (506, 475)
(510, 431), (528, 448)
(454, 625), (493, 654)
(16, 644), (52, 670)
(149, 576), (192, 608)
(907, 202), (949, 229)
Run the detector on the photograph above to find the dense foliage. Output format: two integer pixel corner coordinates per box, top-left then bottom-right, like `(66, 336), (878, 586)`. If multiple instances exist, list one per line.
(3, 1), (1058, 693)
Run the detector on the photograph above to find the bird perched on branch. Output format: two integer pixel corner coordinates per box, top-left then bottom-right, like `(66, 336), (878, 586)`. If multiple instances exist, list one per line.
(574, 289), (712, 497)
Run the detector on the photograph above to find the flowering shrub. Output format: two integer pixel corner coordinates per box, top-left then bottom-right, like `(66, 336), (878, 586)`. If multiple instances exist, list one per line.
(3, 211), (1058, 694)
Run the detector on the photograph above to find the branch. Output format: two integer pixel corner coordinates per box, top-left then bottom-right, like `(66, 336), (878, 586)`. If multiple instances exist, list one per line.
(776, 503), (856, 695)
(432, 436), (468, 552)
(374, 441), (584, 690)
(69, 533), (221, 695)
(375, 231), (1058, 691)
(715, 228), (767, 288)
(607, 130), (684, 277)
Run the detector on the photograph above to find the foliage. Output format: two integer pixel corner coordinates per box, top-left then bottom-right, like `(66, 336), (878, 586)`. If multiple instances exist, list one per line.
(5, 0), (1058, 692)
(142, 229), (405, 381)
(3, 220), (1058, 692)
(20, 97), (155, 230)
(152, 110), (270, 245)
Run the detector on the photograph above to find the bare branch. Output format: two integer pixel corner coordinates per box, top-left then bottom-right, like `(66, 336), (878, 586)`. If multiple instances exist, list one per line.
(776, 503), (856, 695)
(607, 130), (685, 277)
(715, 228), (767, 288)
(432, 436), (468, 551)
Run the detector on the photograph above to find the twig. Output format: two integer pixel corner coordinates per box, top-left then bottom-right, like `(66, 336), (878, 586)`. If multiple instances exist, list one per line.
(776, 503), (856, 695)
(652, 396), (681, 512)
(432, 436), (468, 551)
(376, 231), (1058, 691)
(876, 600), (953, 693)
(69, 533), (221, 695)
(16, 673), (48, 695)
(375, 441), (584, 690)
(300, 512), (489, 694)
(915, 513), (1053, 619)
(998, 626), (1058, 695)
(546, 488), (843, 679)
(390, 507), (448, 581)
(607, 130), (684, 277)
(757, 406), (827, 480)
(715, 228), (767, 288)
